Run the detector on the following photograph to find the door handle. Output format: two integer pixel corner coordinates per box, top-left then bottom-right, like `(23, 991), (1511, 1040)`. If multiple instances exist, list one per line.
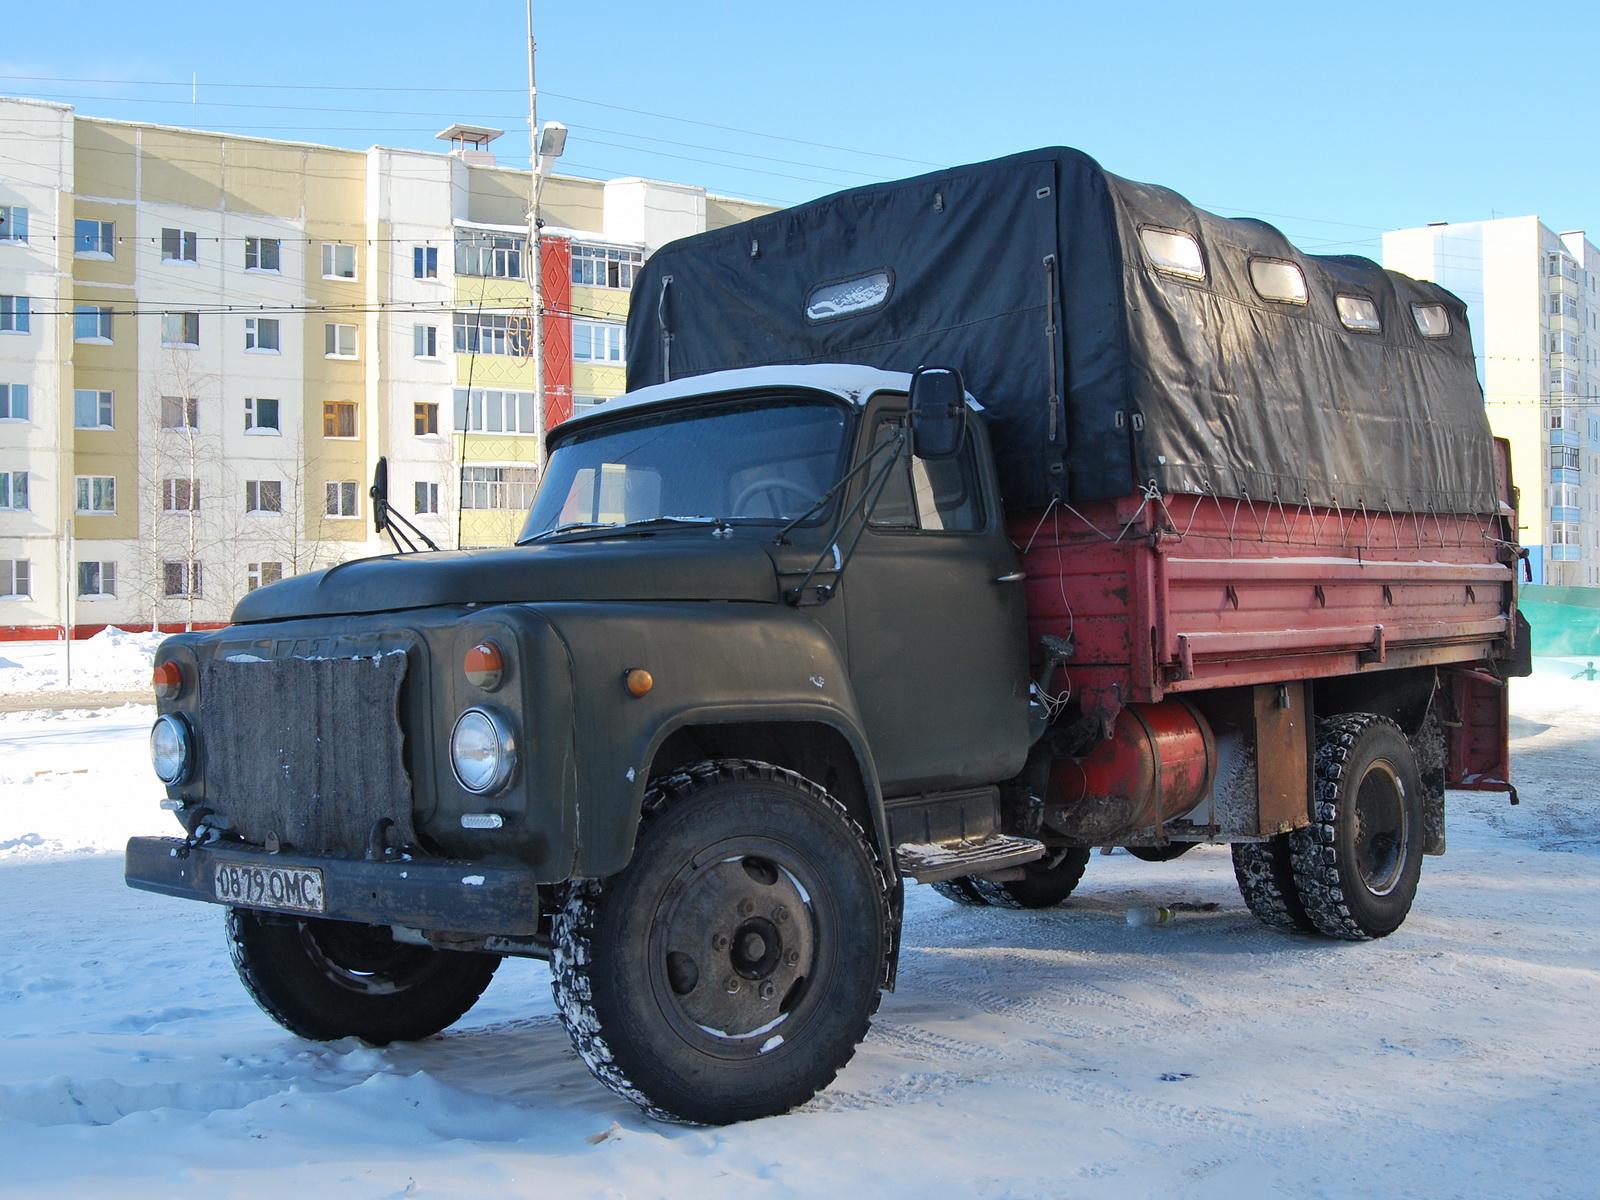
(993, 571), (1026, 584)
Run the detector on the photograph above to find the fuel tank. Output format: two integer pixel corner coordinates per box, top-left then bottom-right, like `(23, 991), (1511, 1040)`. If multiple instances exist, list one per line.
(1044, 699), (1215, 844)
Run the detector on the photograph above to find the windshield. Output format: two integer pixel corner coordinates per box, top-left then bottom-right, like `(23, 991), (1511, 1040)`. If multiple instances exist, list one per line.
(519, 394), (852, 541)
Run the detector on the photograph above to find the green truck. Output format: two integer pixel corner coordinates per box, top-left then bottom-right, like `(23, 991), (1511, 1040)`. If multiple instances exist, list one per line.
(127, 150), (1525, 1125)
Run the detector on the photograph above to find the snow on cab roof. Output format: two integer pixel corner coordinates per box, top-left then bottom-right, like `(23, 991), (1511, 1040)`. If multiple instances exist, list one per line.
(564, 364), (915, 428)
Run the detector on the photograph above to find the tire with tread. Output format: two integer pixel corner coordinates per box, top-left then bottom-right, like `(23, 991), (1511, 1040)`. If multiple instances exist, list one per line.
(943, 847), (1093, 909)
(1290, 713), (1424, 940)
(551, 759), (891, 1125)
(1232, 837), (1314, 932)
(227, 909), (500, 1044)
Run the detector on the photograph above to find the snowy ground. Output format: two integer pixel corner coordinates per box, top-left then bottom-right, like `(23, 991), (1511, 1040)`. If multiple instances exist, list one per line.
(0, 644), (1595, 1199)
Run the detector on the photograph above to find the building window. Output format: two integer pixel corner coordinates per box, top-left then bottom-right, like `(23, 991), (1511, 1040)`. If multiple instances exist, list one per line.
(415, 481), (439, 514)
(461, 465), (537, 510)
(324, 323), (357, 357)
(0, 295), (29, 334)
(325, 480), (359, 518)
(413, 324), (438, 357)
(245, 317), (280, 352)
(245, 396), (280, 434)
(75, 475), (116, 514)
(74, 305), (113, 342)
(323, 401), (358, 438)
(453, 311), (530, 357)
(413, 246), (438, 279)
(161, 395), (199, 430)
(572, 319), (625, 364)
(0, 559), (31, 598)
(414, 402), (439, 435)
(162, 478), (200, 511)
(160, 228), (199, 263)
(161, 311), (200, 347)
(454, 231), (523, 279)
(1550, 332), (1582, 357)
(573, 394), (609, 414)
(571, 243), (643, 290)
(0, 471), (28, 511)
(321, 242), (356, 280)
(1552, 368), (1581, 396)
(78, 560), (116, 598)
(74, 218), (114, 257)
(0, 383), (29, 421)
(1553, 446), (1582, 471)
(452, 388), (535, 434)
(245, 236), (281, 272)
(0, 206), (26, 243)
(163, 560), (202, 598)
(247, 561), (283, 591)
(1551, 293), (1580, 318)
(245, 479), (282, 513)
(73, 389), (112, 429)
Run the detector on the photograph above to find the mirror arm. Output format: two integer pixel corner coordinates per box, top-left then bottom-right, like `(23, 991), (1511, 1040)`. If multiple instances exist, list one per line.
(784, 429), (906, 605)
(772, 432), (903, 546)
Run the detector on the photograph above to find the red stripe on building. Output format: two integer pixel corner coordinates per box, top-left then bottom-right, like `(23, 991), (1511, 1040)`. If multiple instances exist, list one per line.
(541, 235), (574, 429)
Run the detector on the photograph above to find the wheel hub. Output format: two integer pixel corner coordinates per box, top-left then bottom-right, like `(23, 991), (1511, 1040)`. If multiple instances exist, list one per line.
(1352, 759), (1407, 896)
(656, 853), (815, 1040)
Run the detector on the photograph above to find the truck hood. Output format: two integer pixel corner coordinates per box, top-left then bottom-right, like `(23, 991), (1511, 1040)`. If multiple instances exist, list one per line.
(230, 537), (782, 623)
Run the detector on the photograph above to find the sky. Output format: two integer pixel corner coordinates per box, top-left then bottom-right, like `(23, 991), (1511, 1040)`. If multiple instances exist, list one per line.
(2, 0), (1595, 259)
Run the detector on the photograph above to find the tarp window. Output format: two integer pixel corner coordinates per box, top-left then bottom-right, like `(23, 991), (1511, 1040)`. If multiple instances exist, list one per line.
(1249, 259), (1308, 305)
(1336, 295), (1382, 332)
(806, 270), (893, 323)
(1139, 228), (1205, 279)
(1412, 303), (1451, 338)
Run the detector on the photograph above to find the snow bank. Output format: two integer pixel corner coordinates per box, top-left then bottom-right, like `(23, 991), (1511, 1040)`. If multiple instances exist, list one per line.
(0, 629), (165, 695)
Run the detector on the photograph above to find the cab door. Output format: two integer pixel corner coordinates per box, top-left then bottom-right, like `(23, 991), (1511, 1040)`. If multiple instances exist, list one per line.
(841, 400), (1032, 795)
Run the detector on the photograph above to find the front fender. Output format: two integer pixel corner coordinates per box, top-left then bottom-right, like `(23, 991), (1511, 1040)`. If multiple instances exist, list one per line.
(534, 601), (879, 878)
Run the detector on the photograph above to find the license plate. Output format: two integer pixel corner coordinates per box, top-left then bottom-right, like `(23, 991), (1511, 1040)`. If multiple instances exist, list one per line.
(213, 861), (325, 914)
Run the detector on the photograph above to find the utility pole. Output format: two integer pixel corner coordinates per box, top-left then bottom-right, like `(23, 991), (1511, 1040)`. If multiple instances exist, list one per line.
(526, 0), (545, 472)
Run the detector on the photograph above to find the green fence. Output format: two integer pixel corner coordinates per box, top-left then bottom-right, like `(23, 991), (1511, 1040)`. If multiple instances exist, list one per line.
(1521, 584), (1600, 657)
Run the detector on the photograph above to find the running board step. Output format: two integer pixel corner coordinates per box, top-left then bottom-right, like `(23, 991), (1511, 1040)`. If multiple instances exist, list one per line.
(894, 834), (1046, 884)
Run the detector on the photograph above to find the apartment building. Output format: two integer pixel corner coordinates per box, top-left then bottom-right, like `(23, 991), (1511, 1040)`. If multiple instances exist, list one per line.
(0, 96), (774, 635)
(1384, 217), (1600, 586)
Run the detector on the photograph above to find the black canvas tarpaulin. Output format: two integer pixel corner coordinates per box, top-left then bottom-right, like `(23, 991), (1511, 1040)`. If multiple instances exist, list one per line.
(625, 147), (1498, 516)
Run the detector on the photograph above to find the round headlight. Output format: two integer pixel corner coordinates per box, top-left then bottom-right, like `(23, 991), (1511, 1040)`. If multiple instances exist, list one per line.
(150, 713), (194, 785)
(450, 707), (517, 796)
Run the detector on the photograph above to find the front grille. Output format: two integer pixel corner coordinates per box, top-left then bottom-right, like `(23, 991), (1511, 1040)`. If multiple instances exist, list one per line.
(197, 653), (415, 853)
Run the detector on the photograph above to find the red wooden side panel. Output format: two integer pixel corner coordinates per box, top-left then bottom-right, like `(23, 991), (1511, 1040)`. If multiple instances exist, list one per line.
(1009, 490), (1519, 725)
(1449, 673), (1512, 791)
(541, 236), (573, 429)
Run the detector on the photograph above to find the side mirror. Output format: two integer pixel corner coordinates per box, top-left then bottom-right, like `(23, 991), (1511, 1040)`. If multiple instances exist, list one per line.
(907, 365), (967, 460)
(369, 456), (391, 534)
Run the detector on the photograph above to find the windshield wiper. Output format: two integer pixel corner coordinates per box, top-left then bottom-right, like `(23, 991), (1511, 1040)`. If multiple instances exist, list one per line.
(524, 515), (731, 544)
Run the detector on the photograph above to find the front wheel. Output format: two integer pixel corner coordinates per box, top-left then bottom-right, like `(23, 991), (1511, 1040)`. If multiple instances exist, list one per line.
(227, 910), (500, 1044)
(1290, 714), (1424, 940)
(551, 760), (891, 1125)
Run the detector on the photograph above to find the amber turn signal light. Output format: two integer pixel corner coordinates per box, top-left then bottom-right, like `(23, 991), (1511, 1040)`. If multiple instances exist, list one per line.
(152, 660), (183, 702)
(625, 668), (654, 697)
(464, 641), (504, 691)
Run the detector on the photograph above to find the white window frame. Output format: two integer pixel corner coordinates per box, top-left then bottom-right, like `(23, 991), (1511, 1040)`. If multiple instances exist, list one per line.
(0, 470), (29, 512)
(74, 218), (114, 259)
(453, 311), (530, 357)
(414, 480), (440, 514)
(325, 480), (360, 518)
(572, 319), (626, 364)
(74, 389), (113, 430)
(161, 395), (199, 431)
(163, 560), (202, 599)
(247, 561), (283, 591)
(0, 295), (29, 334)
(245, 316), (281, 353)
(162, 477), (201, 512)
(75, 474), (116, 515)
(245, 396), (281, 435)
(245, 236), (282, 272)
(74, 305), (113, 344)
(452, 387), (536, 435)
(77, 560), (116, 599)
(160, 311), (200, 348)
(160, 227), (199, 264)
(571, 243), (644, 290)
(245, 479), (283, 514)
(460, 464), (538, 511)
(0, 383), (29, 421)
(413, 324), (439, 358)
(0, 205), (27, 244)
(413, 245), (438, 279)
(325, 322), (358, 358)
(0, 559), (31, 599)
(321, 242), (357, 280)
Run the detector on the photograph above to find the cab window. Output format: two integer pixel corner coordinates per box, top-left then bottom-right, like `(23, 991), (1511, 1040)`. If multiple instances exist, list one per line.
(868, 417), (984, 532)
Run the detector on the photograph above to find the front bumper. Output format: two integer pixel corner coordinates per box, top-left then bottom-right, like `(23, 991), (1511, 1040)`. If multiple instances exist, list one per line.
(124, 837), (544, 936)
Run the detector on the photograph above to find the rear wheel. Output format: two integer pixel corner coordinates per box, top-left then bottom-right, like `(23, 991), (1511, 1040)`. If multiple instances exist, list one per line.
(1127, 842), (1198, 863)
(1232, 836), (1314, 931)
(1290, 714), (1424, 940)
(227, 910), (500, 1044)
(552, 760), (890, 1125)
